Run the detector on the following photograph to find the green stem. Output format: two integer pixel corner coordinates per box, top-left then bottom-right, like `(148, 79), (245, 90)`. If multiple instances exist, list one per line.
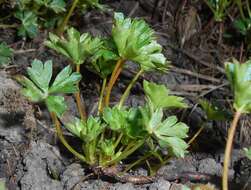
(103, 140), (144, 167)
(97, 78), (107, 115)
(57, 0), (79, 36)
(246, 0), (251, 18)
(113, 133), (123, 149)
(50, 112), (87, 162)
(222, 110), (242, 190)
(188, 125), (204, 145)
(118, 69), (144, 109)
(104, 59), (125, 107)
(120, 152), (152, 175)
(236, 0), (245, 20)
(75, 65), (87, 121)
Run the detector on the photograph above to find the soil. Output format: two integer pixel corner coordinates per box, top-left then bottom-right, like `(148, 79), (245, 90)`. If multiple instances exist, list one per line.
(1, 0), (251, 190)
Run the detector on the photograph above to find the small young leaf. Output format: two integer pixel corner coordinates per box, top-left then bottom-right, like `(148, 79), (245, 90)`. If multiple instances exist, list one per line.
(103, 106), (128, 131)
(80, 116), (104, 142)
(15, 10), (38, 38)
(143, 80), (187, 110)
(0, 42), (13, 66)
(65, 117), (85, 138)
(45, 27), (103, 65)
(225, 59), (251, 113)
(100, 139), (115, 156)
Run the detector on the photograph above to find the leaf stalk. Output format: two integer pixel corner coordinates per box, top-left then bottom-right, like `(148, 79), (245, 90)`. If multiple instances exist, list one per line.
(104, 59), (125, 107)
(50, 112), (87, 162)
(57, 0), (79, 36)
(222, 110), (242, 190)
(118, 69), (144, 109)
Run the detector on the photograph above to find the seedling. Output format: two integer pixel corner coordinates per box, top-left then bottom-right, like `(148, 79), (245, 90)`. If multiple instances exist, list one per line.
(45, 27), (103, 120)
(223, 58), (251, 190)
(18, 13), (190, 182)
(203, 0), (231, 22)
(0, 42), (13, 66)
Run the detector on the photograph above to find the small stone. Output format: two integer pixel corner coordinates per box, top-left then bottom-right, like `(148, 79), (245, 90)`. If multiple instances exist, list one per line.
(149, 179), (171, 190)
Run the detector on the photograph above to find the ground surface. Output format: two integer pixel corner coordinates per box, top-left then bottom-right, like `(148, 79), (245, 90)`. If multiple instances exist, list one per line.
(0, 0), (251, 189)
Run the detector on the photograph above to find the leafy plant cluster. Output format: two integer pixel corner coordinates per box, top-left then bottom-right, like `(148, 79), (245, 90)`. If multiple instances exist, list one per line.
(16, 10), (251, 189)
(0, 0), (105, 38)
(18, 12), (190, 173)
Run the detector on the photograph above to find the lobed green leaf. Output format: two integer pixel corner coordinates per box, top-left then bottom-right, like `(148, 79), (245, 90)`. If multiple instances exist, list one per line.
(143, 80), (187, 110)
(225, 59), (251, 113)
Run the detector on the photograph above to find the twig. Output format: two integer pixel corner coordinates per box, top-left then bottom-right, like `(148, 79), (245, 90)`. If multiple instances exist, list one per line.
(171, 66), (221, 83)
(13, 49), (37, 54)
(197, 82), (228, 98)
(168, 44), (225, 73)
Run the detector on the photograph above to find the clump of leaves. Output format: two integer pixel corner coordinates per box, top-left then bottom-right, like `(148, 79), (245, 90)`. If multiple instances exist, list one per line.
(17, 59), (81, 116)
(0, 42), (13, 66)
(19, 13), (189, 182)
(222, 58), (251, 190)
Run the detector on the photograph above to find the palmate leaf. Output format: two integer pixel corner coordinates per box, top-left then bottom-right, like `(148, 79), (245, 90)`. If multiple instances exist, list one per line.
(225, 59), (251, 113)
(143, 80), (187, 110)
(112, 12), (168, 72)
(18, 59), (81, 116)
(141, 106), (189, 157)
(15, 10), (38, 38)
(0, 42), (13, 66)
(45, 27), (103, 65)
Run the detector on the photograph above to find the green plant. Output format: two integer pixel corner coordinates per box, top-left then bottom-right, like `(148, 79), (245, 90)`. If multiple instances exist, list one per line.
(223, 58), (251, 190)
(19, 60), (189, 167)
(203, 0), (231, 22)
(19, 13), (190, 180)
(45, 27), (103, 120)
(0, 42), (13, 66)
